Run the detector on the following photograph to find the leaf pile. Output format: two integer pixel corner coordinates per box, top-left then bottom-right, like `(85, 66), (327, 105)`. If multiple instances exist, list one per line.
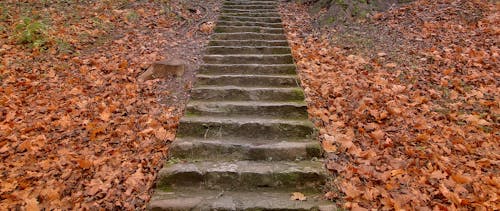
(0, 0), (218, 209)
(280, 0), (498, 209)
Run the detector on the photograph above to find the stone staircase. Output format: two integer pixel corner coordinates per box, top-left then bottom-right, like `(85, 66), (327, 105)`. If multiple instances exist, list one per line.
(149, 0), (332, 210)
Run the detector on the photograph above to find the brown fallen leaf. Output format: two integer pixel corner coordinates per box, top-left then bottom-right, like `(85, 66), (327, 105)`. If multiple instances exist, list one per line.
(290, 192), (307, 201)
(385, 63), (397, 68)
(370, 129), (385, 141)
(77, 159), (92, 169)
(322, 135), (337, 153)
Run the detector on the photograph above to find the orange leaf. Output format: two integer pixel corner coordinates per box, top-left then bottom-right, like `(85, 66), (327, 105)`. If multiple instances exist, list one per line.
(290, 192), (307, 201)
(322, 135), (337, 153)
(439, 183), (462, 205)
(77, 159), (92, 169)
(451, 174), (472, 184)
(370, 130), (385, 141)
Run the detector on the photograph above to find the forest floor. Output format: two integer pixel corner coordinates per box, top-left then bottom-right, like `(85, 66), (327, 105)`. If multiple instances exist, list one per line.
(280, 0), (498, 210)
(0, 0), (219, 209)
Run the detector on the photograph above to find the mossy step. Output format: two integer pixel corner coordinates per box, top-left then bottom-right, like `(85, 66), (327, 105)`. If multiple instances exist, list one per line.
(198, 64), (296, 75)
(176, 116), (315, 140)
(195, 74), (298, 87)
(223, 5), (276, 10)
(209, 39), (288, 47)
(156, 160), (327, 190)
(219, 16), (281, 23)
(221, 8), (278, 14)
(224, 1), (278, 6)
(206, 46), (290, 54)
(149, 187), (335, 210)
(211, 32), (286, 41)
(186, 100), (307, 119)
(189, 86), (305, 102)
(203, 54), (293, 64)
(216, 20), (282, 28)
(170, 138), (321, 161)
(221, 12), (280, 17)
(214, 26), (284, 34)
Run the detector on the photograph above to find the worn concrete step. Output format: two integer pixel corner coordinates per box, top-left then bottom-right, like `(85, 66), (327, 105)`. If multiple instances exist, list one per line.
(204, 54), (293, 64)
(196, 74), (298, 87)
(186, 101), (307, 119)
(224, 5), (276, 10)
(212, 32), (286, 41)
(177, 116), (314, 139)
(156, 160), (326, 190)
(190, 86), (305, 102)
(170, 138), (321, 161)
(221, 12), (280, 17)
(149, 188), (335, 211)
(219, 15), (281, 23)
(224, 1), (278, 5)
(221, 8), (278, 14)
(217, 20), (282, 28)
(206, 46), (290, 55)
(209, 39), (288, 47)
(198, 64), (296, 75)
(215, 26), (283, 34)
(223, 4), (277, 8)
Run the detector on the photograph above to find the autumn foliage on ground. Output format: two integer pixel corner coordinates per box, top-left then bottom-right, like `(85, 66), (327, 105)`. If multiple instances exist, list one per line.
(0, 0), (216, 209)
(281, 0), (498, 209)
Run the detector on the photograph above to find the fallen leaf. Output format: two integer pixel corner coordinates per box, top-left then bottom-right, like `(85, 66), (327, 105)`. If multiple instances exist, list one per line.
(290, 192), (307, 201)
(370, 130), (385, 141)
(77, 159), (92, 169)
(439, 183), (462, 205)
(451, 174), (472, 184)
(385, 63), (397, 68)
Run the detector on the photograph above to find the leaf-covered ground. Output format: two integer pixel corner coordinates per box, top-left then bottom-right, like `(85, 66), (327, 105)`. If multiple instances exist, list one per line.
(0, 0), (219, 209)
(281, 0), (499, 210)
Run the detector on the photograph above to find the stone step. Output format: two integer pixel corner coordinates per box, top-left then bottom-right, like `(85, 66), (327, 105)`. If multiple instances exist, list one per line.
(156, 160), (326, 190)
(221, 8), (278, 14)
(170, 138), (321, 161)
(208, 39), (288, 47)
(189, 86), (305, 102)
(211, 32), (286, 41)
(219, 15), (281, 23)
(196, 74), (298, 87)
(198, 64), (297, 75)
(149, 188), (335, 210)
(204, 54), (293, 64)
(224, 3), (277, 7)
(176, 116), (315, 139)
(224, 1), (278, 5)
(206, 46), (290, 54)
(224, 5), (276, 10)
(217, 20), (282, 28)
(221, 12), (280, 17)
(215, 26), (284, 34)
(186, 100), (308, 119)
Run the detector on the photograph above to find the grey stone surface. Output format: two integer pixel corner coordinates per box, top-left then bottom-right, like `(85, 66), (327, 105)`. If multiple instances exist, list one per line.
(170, 138), (321, 160)
(186, 100), (307, 119)
(149, 0), (335, 209)
(189, 86), (305, 101)
(198, 64), (297, 75)
(205, 46), (291, 54)
(157, 160), (327, 190)
(217, 20), (283, 28)
(203, 54), (293, 64)
(150, 188), (335, 211)
(195, 74), (297, 87)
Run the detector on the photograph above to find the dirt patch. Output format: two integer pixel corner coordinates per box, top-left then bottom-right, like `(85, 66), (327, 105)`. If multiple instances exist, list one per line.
(0, 0), (220, 209)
